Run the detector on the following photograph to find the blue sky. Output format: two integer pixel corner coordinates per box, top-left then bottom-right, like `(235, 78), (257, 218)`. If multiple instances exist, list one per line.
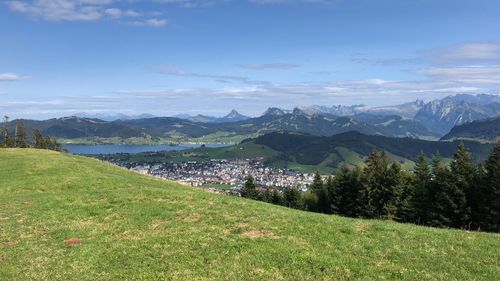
(1, 0), (500, 119)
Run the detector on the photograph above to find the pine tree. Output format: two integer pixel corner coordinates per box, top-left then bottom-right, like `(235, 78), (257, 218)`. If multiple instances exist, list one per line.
(33, 129), (45, 149)
(241, 175), (258, 199)
(311, 171), (324, 191)
(15, 120), (28, 148)
(258, 188), (272, 203)
(326, 175), (340, 214)
(1, 116), (7, 147)
(411, 151), (431, 224)
(2, 116), (14, 148)
(480, 141), (500, 231)
(315, 186), (331, 214)
(283, 187), (303, 209)
(330, 165), (361, 217)
(394, 173), (416, 223)
(428, 152), (468, 228)
(359, 150), (393, 218)
(270, 189), (284, 206)
(302, 191), (318, 212)
(384, 162), (403, 219)
(450, 143), (473, 226)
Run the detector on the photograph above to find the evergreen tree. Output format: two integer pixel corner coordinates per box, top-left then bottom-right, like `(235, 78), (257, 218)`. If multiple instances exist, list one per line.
(315, 186), (331, 214)
(329, 165), (358, 216)
(335, 166), (361, 217)
(394, 173), (416, 223)
(241, 175), (258, 199)
(326, 175), (340, 214)
(302, 191), (318, 212)
(257, 188), (272, 203)
(359, 150), (392, 218)
(411, 151), (431, 224)
(283, 187), (303, 209)
(270, 189), (284, 206)
(33, 129), (45, 149)
(14, 120), (28, 148)
(1, 115), (7, 147)
(480, 141), (500, 231)
(311, 171), (324, 191)
(428, 152), (468, 228)
(384, 162), (404, 219)
(450, 143), (473, 226)
(2, 116), (14, 148)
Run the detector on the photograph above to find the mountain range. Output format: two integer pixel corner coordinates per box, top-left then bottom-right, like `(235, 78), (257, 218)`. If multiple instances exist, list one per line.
(174, 109), (251, 123)
(5, 94), (500, 143)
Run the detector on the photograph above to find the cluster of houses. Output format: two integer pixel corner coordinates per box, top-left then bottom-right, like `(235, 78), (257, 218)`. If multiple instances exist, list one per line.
(128, 159), (314, 193)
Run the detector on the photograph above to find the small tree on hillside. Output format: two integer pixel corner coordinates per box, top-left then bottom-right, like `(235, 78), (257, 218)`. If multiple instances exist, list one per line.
(450, 143), (474, 226)
(326, 175), (340, 214)
(428, 152), (468, 228)
(480, 141), (500, 231)
(410, 151), (432, 224)
(15, 120), (28, 148)
(359, 150), (393, 218)
(2, 116), (15, 148)
(270, 189), (284, 206)
(310, 171), (324, 191)
(283, 186), (303, 209)
(33, 129), (45, 149)
(241, 175), (258, 199)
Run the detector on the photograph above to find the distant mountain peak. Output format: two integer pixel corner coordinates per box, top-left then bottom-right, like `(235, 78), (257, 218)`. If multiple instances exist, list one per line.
(262, 107), (288, 116)
(225, 109), (243, 118)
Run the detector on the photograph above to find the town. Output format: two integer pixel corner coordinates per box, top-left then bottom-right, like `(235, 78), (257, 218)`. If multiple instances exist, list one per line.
(106, 157), (315, 195)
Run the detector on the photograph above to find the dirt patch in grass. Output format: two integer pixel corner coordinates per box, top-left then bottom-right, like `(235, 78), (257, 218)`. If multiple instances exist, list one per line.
(240, 229), (280, 239)
(178, 213), (201, 223)
(118, 230), (143, 241)
(0, 256), (5, 262)
(23, 200), (33, 205)
(0, 241), (18, 247)
(64, 238), (81, 246)
(16, 215), (28, 223)
(355, 223), (370, 232)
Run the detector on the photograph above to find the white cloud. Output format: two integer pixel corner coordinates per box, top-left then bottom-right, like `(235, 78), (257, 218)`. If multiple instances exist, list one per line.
(237, 63), (300, 70)
(154, 65), (270, 85)
(0, 73), (26, 82)
(6, 0), (163, 26)
(415, 66), (500, 84)
(7, 0), (103, 21)
(424, 43), (500, 65)
(130, 18), (168, 27)
(103, 7), (121, 18)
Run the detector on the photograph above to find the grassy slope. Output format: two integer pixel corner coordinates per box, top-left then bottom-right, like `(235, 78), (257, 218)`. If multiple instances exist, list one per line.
(0, 149), (499, 280)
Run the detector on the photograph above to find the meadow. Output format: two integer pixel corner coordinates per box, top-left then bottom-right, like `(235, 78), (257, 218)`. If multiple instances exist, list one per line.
(0, 149), (499, 280)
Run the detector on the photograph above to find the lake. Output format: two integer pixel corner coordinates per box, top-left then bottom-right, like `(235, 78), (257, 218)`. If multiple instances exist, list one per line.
(63, 144), (229, 155)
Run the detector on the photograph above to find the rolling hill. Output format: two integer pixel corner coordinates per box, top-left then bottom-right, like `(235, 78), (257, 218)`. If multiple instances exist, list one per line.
(253, 131), (493, 170)
(1, 149), (499, 280)
(441, 116), (500, 142)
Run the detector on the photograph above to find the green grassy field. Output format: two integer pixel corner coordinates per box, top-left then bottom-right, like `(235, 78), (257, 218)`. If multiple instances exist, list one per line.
(1, 149), (499, 280)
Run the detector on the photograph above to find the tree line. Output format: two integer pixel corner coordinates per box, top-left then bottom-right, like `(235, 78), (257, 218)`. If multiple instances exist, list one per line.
(1, 116), (61, 151)
(241, 142), (500, 232)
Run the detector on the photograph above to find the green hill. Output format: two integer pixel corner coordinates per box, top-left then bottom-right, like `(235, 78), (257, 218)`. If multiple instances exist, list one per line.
(254, 131), (493, 170)
(441, 115), (500, 142)
(1, 149), (499, 280)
